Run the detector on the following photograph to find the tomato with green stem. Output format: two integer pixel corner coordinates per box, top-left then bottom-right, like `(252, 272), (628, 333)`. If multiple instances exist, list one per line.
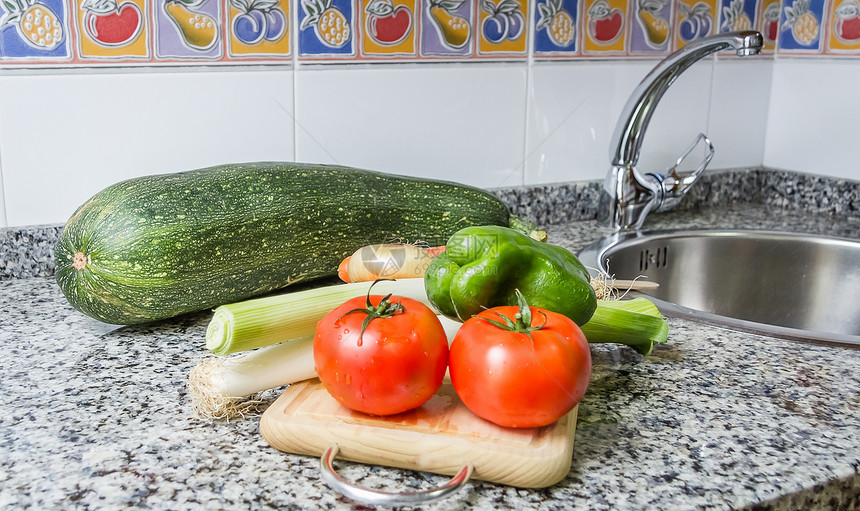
(313, 281), (448, 416)
(449, 290), (591, 428)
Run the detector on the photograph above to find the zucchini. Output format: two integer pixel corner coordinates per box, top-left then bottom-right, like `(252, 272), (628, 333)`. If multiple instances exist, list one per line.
(54, 162), (517, 325)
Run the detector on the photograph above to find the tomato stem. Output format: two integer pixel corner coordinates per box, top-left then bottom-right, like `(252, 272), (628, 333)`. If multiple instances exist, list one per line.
(475, 289), (546, 343)
(338, 279), (406, 342)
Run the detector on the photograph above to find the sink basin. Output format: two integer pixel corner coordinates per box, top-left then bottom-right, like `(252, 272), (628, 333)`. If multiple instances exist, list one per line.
(578, 230), (860, 346)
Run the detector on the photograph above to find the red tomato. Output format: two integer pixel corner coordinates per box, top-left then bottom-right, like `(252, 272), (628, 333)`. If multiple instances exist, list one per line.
(449, 303), (591, 428)
(314, 293), (448, 416)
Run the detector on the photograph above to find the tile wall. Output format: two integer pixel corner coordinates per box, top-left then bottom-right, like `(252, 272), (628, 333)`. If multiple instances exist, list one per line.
(1, 0), (859, 65)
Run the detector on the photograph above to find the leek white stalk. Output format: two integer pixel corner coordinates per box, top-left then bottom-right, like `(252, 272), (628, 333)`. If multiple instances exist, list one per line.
(206, 278), (431, 355)
(192, 313), (465, 420)
(189, 336), (317, 420)
(580, 297), (669, 355)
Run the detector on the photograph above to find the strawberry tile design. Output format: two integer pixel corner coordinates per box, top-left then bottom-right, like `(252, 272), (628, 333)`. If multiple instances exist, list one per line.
(583, 0), (627, 54)
(361, 0), (417, 56)
(75, 0), (149, 59)
(757, 0), (780, 51)
(826, 0), (860, 53)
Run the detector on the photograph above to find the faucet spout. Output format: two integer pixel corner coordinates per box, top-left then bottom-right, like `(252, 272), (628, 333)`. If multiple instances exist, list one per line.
(598, 31), (764, 230)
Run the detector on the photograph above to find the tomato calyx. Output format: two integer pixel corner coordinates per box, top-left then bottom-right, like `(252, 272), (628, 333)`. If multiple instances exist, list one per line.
(475, 289), (547, 341)
(339, 279), (406, 341)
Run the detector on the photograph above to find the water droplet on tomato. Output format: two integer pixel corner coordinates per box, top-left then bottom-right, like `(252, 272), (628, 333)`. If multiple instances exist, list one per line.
(346, 374), (352, 385)
(357, 338), (363, 347)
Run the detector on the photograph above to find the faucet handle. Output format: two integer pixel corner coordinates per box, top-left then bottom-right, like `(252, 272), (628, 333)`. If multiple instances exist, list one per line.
(649, 133), (714, 211)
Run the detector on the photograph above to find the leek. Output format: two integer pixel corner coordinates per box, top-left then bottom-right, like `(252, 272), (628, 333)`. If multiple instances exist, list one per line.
(191, 313), (463, 420)
(580, 298), (669, 356)
(189, 336), (316, 420)
(206, 278), (431, 355)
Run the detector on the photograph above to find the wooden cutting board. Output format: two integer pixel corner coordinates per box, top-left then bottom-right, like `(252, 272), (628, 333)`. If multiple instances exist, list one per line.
(260, 378), (577, 488)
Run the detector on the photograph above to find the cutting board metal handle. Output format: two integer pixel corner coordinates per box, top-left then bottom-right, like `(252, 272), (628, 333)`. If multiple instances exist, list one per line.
(320, 443), (474, 506)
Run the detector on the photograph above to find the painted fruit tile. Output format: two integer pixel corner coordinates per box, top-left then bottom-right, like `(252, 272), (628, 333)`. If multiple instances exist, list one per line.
(778, 0), (825, 52)
(674, 0), (716, 50)
(360, 0), (417, 56)
(298, 0), (356, 57)
(533, 0), (580, 56)
(477, 0), (529, 55)
(826, 0), (860, 53)
(75, 0), (149, 59)
(421, 0), (474, 56)
(155, 0), (223, 58)
(227, 0), (291, 57)
(0, 0), (72, 60)
(629, 0), (672, 54)
(757, 0), (780, 51)
(582, 0), (628, 54)
(718, 0), (755, 32)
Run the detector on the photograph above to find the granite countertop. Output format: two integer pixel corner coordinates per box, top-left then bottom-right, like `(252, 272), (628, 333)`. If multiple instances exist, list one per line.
(1, 169), (859, 510)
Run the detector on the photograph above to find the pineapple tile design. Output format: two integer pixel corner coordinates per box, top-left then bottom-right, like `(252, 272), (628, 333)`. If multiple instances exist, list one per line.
(298, 0), (354, 56)
(779, 0), (825, 51)
(720, 0), (752, 32)
(0, 0), (70, 57)
(534, 0), (578, 55)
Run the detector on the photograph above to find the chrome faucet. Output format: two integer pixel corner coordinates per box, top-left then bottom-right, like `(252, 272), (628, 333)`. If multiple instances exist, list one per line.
(597, 30), (764, 230)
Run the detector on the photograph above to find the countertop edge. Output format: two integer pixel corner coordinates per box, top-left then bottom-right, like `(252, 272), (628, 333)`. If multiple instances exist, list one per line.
(3, 167), (858, 281)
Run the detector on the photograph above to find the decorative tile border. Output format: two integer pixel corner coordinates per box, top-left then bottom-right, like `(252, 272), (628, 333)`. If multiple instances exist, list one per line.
(0, 0), (857, 67)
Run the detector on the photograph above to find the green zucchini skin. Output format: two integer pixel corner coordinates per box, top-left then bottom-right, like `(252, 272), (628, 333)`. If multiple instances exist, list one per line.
(54, 162), (512, 325)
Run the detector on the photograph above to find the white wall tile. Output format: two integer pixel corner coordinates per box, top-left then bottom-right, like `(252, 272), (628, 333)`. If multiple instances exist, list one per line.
(0, 69), (295, 227)
(293, 63), (529, 189)
(764, 60), (860, 181)
(707, 57), (773, 170)
(525, 58), (715, 185)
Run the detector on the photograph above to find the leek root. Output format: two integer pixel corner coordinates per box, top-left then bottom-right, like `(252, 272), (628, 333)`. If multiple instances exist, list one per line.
(189, 336), (317, 420)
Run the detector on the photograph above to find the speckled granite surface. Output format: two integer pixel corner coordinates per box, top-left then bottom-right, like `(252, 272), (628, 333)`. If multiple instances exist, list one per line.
(1, 168), (859, 510)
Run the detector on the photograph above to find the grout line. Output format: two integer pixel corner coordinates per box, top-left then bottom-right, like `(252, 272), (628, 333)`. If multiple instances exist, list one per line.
(522, 14), (536, 188)
(292, 0), (299, 161)
(0, 141), (7, 228)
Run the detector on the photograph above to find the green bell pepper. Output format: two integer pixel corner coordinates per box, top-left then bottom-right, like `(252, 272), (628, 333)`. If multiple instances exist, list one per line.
(424, 225), (597, 326)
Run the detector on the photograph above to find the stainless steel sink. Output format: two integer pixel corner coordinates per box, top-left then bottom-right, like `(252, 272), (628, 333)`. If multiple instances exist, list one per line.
(578, 230), (860, 346)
